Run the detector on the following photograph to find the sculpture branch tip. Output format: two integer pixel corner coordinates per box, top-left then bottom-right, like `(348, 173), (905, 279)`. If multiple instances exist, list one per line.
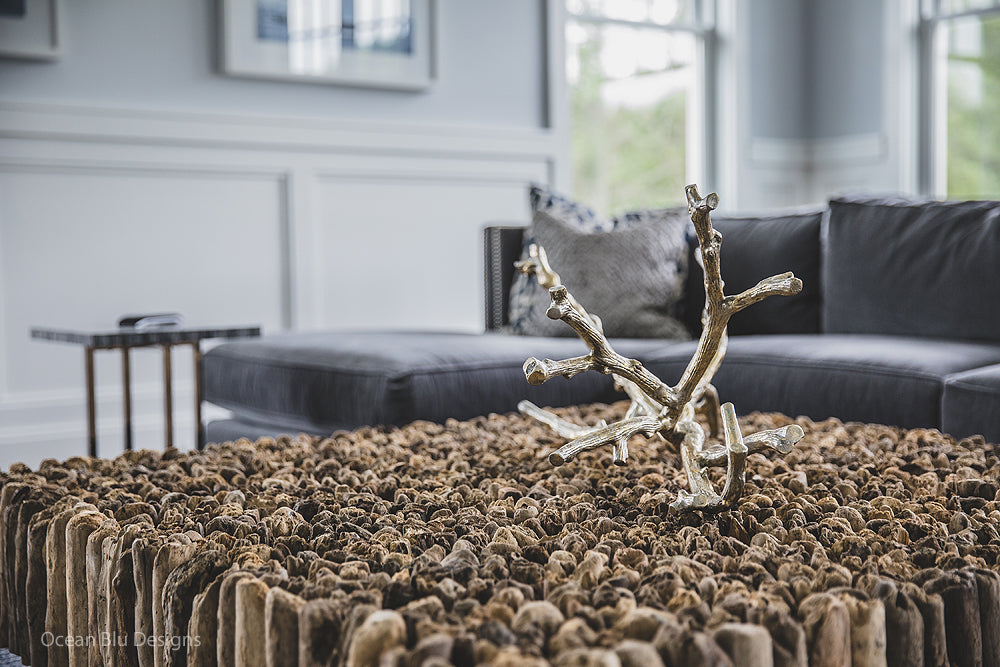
(523, 355), (591, 385)
(727, 272), (803, 313)
(522, 357), (548, 385)
(685, 184), (719, 213)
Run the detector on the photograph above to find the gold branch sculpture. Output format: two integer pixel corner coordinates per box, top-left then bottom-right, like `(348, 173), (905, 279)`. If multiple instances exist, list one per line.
(516, 185), (806, 512)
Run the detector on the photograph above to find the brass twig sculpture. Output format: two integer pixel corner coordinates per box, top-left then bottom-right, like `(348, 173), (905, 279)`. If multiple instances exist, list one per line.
(516, 185), (805, 512)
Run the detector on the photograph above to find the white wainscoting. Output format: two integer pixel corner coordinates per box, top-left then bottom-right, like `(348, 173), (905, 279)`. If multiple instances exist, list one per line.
(0, 101), (557, 468)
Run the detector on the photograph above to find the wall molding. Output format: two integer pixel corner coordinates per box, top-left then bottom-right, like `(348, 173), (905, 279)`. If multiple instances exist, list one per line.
(749, 131), (888, 167)
(0, 100), (560, 162)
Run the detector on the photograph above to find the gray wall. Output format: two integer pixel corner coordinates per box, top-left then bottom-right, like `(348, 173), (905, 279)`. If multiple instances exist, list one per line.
(729, 0), (912, 209)
(0, 0), (549, 128)
(747, 0), (885, 141)
(808, 0), (884, 139)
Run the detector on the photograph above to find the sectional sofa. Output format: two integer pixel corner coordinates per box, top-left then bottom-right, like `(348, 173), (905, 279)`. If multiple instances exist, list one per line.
(203, 195), (1000, 445)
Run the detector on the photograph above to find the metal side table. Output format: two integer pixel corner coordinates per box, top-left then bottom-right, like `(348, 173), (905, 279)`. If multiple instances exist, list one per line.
(31, 324), (260, 456)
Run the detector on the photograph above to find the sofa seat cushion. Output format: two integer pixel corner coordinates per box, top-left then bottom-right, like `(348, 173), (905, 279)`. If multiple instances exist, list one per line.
(204, 331), (679, 433)
(643, 334), (1000, 429)
(943, 364), (1000, 444)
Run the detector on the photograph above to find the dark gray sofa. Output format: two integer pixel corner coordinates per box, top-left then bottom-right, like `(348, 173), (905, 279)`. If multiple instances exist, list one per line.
(203, 195), (1000, 444)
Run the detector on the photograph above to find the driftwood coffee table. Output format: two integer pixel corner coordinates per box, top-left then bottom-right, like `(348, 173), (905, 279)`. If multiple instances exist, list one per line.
(1, 402), (998, 666)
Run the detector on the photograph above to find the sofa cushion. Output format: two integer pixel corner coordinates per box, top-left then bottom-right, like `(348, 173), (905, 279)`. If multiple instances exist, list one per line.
(205, 418), (303, 442)
(822, 196), (1000, 341)
(506, 185), (691, 339)
(943, 364), (1000, 444)
(204, 331), (678, 433)
(682, 209), (824, 336)
(642, 334), (1000, 429)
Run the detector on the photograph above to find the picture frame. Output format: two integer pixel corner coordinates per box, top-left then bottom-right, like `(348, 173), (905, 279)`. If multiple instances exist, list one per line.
(220, 0), (435, 91)
(0, 0), (62, 60)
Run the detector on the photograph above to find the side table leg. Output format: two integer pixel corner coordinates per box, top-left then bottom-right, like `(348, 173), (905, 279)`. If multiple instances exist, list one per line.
(85, 346), (97, 458)
(162, 345), (173, 447)
(193, 342), (204, 450)
(122, 346), (133, 451)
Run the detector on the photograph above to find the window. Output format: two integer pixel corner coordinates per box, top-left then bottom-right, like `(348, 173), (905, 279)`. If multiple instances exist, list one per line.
(921, 0), (1000, 198)
(564, 0), (711, 213)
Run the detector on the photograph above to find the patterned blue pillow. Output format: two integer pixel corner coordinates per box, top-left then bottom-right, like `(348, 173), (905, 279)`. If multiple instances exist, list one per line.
(507, 185), (692, 339)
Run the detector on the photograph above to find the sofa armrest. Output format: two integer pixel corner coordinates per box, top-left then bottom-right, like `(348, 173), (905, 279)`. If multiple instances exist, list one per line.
(483, 225), (525, 330)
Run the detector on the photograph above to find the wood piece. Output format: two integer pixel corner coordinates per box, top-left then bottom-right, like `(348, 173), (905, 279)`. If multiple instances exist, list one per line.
(834, 589), (887, 667)
(152, 542), (199, 667)
(109, 523), (148, 667)
(265, 587), (306, 667)
(746, 606), (808, 667)
(187, 574), (223, 667)
(47, 506), (82, 667)
(903, 583), (948, 667)
(217, 571), (255, 667)
(712, 623), (774, 667)
(799, 593), (851, 667)
(872, 580), (924, 667)
(163, 550), (230, 667)
(87, 520), (120, 667)
(0, 480), (26, 648)
(925, 573), (982, 667)
(132, 537), (163, 667)
(15, 495), (48, 657)
(344, 610), (408, 667)
(1, 482), (30, 652)
(970, 569), (1000, 667)
(65, 511), (105, 667)
(298, 599), (343, 667)
(28, 507), (55, 667)
(235, 578), (269, 667)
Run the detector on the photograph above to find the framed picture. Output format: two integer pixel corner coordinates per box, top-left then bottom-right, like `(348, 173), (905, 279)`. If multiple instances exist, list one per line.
(220, 0), (435, 90)
(0, 0), (62, 60)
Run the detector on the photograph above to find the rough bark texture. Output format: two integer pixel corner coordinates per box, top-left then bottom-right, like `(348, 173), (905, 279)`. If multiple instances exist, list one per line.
(235, 578), (269, 667)
(86, 521), (119, 667)
(186, 574), (222, 667)
(163, 550), (230, 667)
(217, 571), (255, 667)
(65, 511), (104, 667)
(152, 542), (198, 667)
(264, 587), (305, 667)
(46, 506), (80, 667)
(108, 522), (146, 667)
(0, 407), (999, 667)
(27, 508), (53, 667)
(132, 537), (163, 667)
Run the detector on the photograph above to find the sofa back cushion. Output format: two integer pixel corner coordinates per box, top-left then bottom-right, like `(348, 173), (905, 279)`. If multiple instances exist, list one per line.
(822, 196), (1000, 341)
(682, 209), (824, 336)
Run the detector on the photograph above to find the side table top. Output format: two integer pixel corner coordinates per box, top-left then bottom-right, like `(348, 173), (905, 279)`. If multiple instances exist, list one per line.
(31, 325), (261, 348)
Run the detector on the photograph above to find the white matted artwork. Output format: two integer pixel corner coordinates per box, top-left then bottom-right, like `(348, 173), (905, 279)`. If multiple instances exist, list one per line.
(221, 0), (435, 90)
(0, 0), (62, 60)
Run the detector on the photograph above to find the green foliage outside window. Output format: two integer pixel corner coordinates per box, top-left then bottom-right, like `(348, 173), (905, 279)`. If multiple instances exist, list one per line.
(946, 15), (1000, 199)
(568, 24), (690, 214)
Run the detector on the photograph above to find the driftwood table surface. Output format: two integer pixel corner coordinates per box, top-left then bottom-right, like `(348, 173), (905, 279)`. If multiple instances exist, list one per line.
(1, 402), (999, 667)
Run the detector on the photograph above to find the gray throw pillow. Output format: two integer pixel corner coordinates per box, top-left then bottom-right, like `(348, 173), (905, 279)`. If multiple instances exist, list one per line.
(507, 200), (692, 339)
